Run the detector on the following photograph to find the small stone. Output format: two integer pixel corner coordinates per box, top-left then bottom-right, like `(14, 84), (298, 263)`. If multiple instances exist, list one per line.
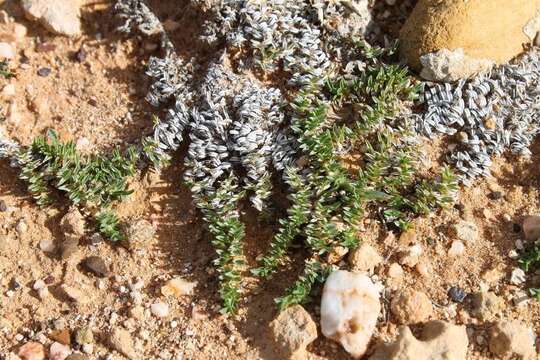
(125, 219), (156, 249)
(522, 215), (540, 240)
(321, 271), (381, 358)
(39, 238), (55, 253)
(151, 302), (170, 318)
(74, 47), (87, 62)
(81, 344), (93, 354)
(129, 305), (144, 320)
(398, 244), (422, 267)
(49, 328), (71, 345)
(75, 327), (93, 345)
(452, 220), (478, 243)
(510, 268), (526, 285)
(81, 256), (109, 278)
(33, 279), (46, 291)
(415, 262), (429, 277)
(399, 228), (417, 245)
(60, 208), (85, 237)
(2, 84), (15, 97)
(489, 321), (536, 359)
(488, 191), (502, 200)
(0, 42), (14, 59)
(388, 263), (404, 278)
(161, 277), (197, 298)
(16, 220), (28, 235)
(37, 67), (51, 77)
(109, 328), (138, 360)
(483, 117), (497, 130)
(50, 342), (71, 360)
(471, 291), (505, 321)
(18, 342), (45, 360)
(512, 290), (530, 307)
(348, 243), (382, 272)
(270, 305), (317, 360)
(447, 286), (467, 303)
(75, 137), (90, 152)
(448, 240), (465, 256)
(0, 199), (7, 211)
(14, 23), (28, 39)
(391, 289), (433, 324)
(370, 321), (468, 360)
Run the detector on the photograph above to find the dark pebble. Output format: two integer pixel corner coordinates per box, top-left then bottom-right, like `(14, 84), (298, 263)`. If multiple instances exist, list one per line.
(453, 203), (465, 211)
(9, 277), (21, 290)
(66, 354), (89, 360)
(37, 67), (51, 77)
(448, 286), (467, 303)
(44, 275), (55, 285)
(513, 223), (522, 233)
(488, 191), (503, 200)
(82, 256), (109, 278)
(74, 48), (87, 63)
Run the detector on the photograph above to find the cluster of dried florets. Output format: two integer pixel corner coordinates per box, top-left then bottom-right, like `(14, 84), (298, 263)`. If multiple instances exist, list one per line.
(416, 50), (540, 184)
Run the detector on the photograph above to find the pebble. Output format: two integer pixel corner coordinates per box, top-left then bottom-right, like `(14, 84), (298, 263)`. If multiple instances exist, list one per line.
(66, 355), (88, 360)
(398, 228), (417, 245)
(151, 302), (170, 318)
(126, 219), (156, 249)
(348, 243), (382, 272)
(161, 277), (197, 298)
(0, 42), (14, 59)
(0, 199), (7, 211)
(81, 256), (109, 278)
(33, 279), (45, 291)
(61, 208), (85, 237)
(49, 328), (70, 345)
(471, 291), (505, 321)
(49, 342), (71, 360)
(388, 263), (404, 278)
(60, 238), (78, 259)
(37, 67), (51, 77)
(109, 328), (138, 360)
(269, 305), (317, 360)
(448, 240), (465, 256)
(18, 342), (45, 360)
(320, 271), (381, 358)
(510, 268), (526, 285)
(39, 238), (55, 252)
(488, 191), (502, 200)
(448, 286), (467, 303)
(415, 262), (429, 277)
(14, 23), (27, 39)
(74, 47), (87, 62)
(2, 83), (15, 97)
(398, 244), (423, 267)
(16, 220), (28, 235)
(61, 285), (86, 304)
(391, 289), (433, 324)
(21, 0), (82, 37)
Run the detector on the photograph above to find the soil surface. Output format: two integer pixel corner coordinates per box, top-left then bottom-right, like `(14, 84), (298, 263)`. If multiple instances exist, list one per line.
(0, 1), (539, 359)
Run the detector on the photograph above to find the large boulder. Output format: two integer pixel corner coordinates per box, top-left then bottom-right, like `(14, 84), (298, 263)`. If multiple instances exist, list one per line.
(400, 0), (540, 81)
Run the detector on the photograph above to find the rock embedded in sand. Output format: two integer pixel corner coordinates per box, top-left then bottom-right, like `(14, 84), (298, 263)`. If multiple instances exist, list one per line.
(370, 320), (468, 360)
(320, 270), (381, 358)
(61, 207), (85, 238)
(452, 220), (478, 243)
(489, 320), (536, 359)
(471, 291), (505, 321)
(269, 305), (317, 360)
(109, 328), (139, 360)
(18, 341), (45, 360)
(81, 256), (109, 278)
(400, 0), (540, 81)
(21, 0), (82, 37)
(125, 219), (156, 249)
(49, 342), (71, 360)
(150, 302), (170, 318)
(161, 277), (197, 298)
(0, 42), (14, 59)
(390, 289), (433, 324)
(523, 215), (540, 241)
(348, 243), (382, 272)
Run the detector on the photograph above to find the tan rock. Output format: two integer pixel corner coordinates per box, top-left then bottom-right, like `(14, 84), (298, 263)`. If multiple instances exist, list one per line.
(109, 328), (139, 360)
(400, 0), (540, 80)
(60, 207), (85, 238)
(489, 320), (536, 359)
(390, 289), (433, 324)
(125, 219), (156, 249)
(398, 228), (417, 246)
(348, 243), (382, 272)
(18, 342), (45, 360)
(161, 277), (197, 298)
(370, 320), (468, 360)
(269, 305), (317, 360)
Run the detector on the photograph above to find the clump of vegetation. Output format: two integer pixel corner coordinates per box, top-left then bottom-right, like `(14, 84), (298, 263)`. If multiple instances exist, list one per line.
(0, 60), (14, 79)
(17, 130), (138, 241)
